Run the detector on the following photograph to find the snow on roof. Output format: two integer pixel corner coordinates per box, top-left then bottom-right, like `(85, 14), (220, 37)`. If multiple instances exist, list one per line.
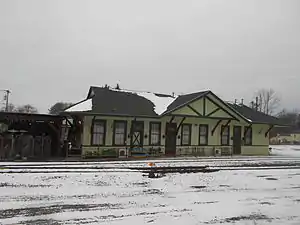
(65, 99), (92, 112)
(65, 87), (176, 115)
(109, 88), (176, 115)
(137, 92), (176, 115)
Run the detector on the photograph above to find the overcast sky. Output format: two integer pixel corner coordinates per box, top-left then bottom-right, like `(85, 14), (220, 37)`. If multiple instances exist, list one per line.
(0, 0), (299, 113)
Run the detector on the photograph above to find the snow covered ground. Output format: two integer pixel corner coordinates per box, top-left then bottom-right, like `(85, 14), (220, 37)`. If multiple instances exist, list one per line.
(270, 145), (300, 158)
(1, 146), (300, 225)
(1, 168), (300, 225)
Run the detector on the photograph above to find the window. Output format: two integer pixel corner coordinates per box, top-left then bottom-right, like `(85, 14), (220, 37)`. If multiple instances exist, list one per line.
(244, 127), (252, 145)
(199, 124), (208, 145)
(181, 124), (192, 145)
(221, 126), (230, 145)
(91, 120), (106, 145)
(149, 122), (161, 145)
(113, 121), (127, 146)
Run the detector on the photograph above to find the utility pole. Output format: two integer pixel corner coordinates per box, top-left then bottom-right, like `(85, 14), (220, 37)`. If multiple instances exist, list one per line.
(5, 90), (10, 112)
(1, 89), (11, 112)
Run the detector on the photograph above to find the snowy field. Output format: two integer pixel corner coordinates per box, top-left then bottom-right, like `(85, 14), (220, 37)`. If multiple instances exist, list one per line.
(270, 145), (300, 157)
(1, 145), (300, 225)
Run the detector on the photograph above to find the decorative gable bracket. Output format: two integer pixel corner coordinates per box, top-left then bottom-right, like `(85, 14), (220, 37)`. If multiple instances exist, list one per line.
(265, 125), (274, 137)
(211, 120), (222, 136)
(221, 120), (231, 134)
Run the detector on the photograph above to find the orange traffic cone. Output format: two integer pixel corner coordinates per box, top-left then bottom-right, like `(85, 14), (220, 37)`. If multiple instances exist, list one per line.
(148, 162), (156, 167)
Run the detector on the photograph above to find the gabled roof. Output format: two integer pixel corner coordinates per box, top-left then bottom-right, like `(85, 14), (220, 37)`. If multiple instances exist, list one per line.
(163, 91), (209, 115)
(65, 86), (176, 117)
(162, 90), (251, 123)
(91, 87), (157, 116)
(228, 103), (287, 125)
(63, 86), (288, 126)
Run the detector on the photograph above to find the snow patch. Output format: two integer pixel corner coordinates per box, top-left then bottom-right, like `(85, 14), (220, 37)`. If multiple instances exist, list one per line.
(65, 99), (92, 112)
(137, 92), (176, 115)
(110, 88), (176, 115)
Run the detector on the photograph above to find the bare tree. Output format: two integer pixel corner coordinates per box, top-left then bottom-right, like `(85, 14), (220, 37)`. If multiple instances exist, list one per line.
(49, 102), (73, 114)
(0, 103), (15, 112)
(252, 88), (280, 115)
(1, 103), (38, 114)
(277, 108), (300, 126)
(16, 104), (38, 114)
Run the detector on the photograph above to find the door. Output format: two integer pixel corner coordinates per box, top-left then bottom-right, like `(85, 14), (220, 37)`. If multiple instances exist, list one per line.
(165, 123), (177, 156)
(0, 136), (3, 159)
(130, 121), (144, 148)
(233, 126), (242, 154)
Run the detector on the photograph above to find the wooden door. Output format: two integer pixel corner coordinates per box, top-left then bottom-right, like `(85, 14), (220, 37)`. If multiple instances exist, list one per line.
(130, 121), (144, 147)
(0, 136), (3, 159)
(165, 123), (177, 156)
(233, 126), (242, 154)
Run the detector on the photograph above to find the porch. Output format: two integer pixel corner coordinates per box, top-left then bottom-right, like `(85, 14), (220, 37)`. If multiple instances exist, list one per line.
(0, 112), (62, 160)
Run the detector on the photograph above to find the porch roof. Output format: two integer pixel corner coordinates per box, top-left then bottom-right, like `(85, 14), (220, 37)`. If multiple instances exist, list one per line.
(0, 112), (61, 123)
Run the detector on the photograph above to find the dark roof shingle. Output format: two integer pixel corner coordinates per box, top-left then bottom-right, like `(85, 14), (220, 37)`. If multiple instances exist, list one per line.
(163, 91), (209, 114)
(90, 87), (157, 116)
(228, 103), (286, 125)
(66, 86), (289, 126)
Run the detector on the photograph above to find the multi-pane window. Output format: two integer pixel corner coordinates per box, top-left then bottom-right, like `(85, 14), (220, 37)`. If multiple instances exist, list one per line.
(244, 127), (252, 145)
(150, 122), (161, 145)
(199, 124), (208, 145)
(114, 121), (127, 145)
(91, 120), (106, 145)
(221, 126), (230, 145)
(181, 124), (192, 145)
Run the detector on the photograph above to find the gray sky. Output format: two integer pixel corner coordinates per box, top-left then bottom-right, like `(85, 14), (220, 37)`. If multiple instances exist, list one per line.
(1, 0), (299, 113)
